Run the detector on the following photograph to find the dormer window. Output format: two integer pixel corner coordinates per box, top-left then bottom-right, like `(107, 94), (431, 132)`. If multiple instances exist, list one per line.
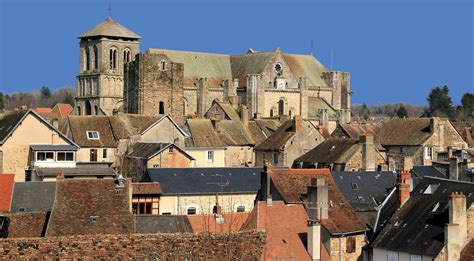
(86, 131), (100, 140)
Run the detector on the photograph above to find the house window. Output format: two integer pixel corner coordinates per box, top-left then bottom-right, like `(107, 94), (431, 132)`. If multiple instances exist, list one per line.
(152, 164), (159, 168)
(36, 152), (54, 161)
(86, 131), (100, 140)
(159, 101), (165, 114)
(207, 151), (214, 162)
(409, 254), (422, 261)
(273, 152), (278, 164)
(346, 236), (356, 253)
(236, 206), (246, 212)
(132, 197), (159, 215)
(57, 152), (74, 161)
(102, 149), (107, 159)
(424, 147), (433, 160)
(351, 183), (359, 190)
(388, 251), (399, 261)
(187, 207), (197, 215)
(168, 147), (173, 154)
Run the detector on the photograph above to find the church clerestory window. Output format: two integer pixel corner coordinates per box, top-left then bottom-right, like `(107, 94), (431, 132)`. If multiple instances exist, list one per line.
(85, 47), (90, 71)
(93, 46), (98, 69)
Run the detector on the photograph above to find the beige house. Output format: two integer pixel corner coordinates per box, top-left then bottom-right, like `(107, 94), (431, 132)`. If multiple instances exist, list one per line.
(185, 119), (227, 167)
(145, 167), (261, 215)
(255, 115), (328, 167)
(379, 117), (467, 170)
(0, 109), (79, 182)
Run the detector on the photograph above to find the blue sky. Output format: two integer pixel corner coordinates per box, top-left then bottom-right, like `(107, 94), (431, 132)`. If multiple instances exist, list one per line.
(0, 0), (472, 105)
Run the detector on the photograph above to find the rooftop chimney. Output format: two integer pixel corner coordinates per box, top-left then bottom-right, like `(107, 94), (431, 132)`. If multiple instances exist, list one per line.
(360, 133), (375, 171)
(240, 105), (249, 127)
(306, 177), (328, 261)
(294, 115), (303, 132)
(445, 224), (461, 261)
(214, 193), (222, 216)
(261, 162), (273, 206)
(449, 192), (467, 245)
(397, 169), (411, 207)
(449, 156), (459, 180)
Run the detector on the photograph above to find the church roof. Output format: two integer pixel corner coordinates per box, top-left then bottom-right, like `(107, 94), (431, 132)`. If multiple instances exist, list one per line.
(282, 53), (329, 87)
(79, 17), (141, 39)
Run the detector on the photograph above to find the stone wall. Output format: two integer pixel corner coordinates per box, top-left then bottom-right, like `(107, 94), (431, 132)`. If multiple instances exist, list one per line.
(0, 231), (265, 259)
(328, 234), (365, 260)
(225, 146), (254, 167)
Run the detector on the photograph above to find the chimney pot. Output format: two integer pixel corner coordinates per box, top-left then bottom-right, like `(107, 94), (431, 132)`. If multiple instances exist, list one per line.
(449, 156), (459, 180)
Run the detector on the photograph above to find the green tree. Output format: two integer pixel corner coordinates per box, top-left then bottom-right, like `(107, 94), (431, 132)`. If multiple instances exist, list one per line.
(361, 103), (370, 121)
(426, 85), (455, 118)
(396, 105), (408, 118)
(63, 93), (74, 106)
(461, 92), (474, 116)
(0, 92), (4, 110)
(40, 86), (51, 99)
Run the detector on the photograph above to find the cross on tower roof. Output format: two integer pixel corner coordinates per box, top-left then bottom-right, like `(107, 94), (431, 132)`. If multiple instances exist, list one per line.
(107, 5), (112, 18)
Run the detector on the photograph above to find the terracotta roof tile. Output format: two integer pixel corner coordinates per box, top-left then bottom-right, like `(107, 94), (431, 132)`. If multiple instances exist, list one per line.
(132, 182), (162, 195)
(269, 168), (367, 234)
(0, 174), (15, 212)
(3, 212), (48, 238)
(379, 118), (432, 146)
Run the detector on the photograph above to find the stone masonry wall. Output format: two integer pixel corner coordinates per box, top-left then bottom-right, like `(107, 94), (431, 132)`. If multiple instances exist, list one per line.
(0, 231), (265, 260)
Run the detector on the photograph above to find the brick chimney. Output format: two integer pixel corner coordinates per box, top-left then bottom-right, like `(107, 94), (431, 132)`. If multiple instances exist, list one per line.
(449, 192), (467, 245)
(396, 169), (411, 207)
(449, 156), (459, 180)
(261, 162), (273, 206)
(306, 177), (328, 261)
(294, 115), (303, 132)
(240, 105), (249, 127)
(360, 133), (375, 171)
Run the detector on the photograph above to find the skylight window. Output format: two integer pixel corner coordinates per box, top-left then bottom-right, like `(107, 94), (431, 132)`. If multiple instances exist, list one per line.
(351, 183), (359, 190)
(86, 131), (100, 140)
(423, 184), (440, 195)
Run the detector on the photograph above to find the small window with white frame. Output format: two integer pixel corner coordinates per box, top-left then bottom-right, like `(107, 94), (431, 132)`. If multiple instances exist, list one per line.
(207, 151), (214, 162)
(36, 151), (54, 161)
(236, 205), (246, 212)
(424, 147), (433, 160)
(187, 207), (197, 215)
(86, 131), (100, 140)
(57, 152), (74, 161)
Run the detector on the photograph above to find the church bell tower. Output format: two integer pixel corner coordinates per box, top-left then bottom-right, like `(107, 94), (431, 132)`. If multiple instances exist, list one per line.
(75, 15), (140, 115)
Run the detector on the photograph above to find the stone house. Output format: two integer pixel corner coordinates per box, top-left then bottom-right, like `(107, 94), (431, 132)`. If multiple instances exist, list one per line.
(379, 117), (468, 170)
(255, 116), (327, 167)
(145, 167), (261, 215)
(370, 175), (474, 261)
(0, 109), (79, 182)
(124, 142), (195, 179)
(184, 119), (227, 167)
(293, 134), (388, 171)
(242, 166), (367, 260)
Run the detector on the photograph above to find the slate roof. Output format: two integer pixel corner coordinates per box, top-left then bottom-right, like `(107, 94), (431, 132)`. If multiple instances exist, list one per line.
(331, 171), (397, 230)
(371, 177), (474, 257)
(241, 201), (331, 261)
(10, 182), (56, 213)
(411, 165), (447, 179)
(0, 174), (15, 212)
(146, 167), (262, 195)
(308, 97), (338, 119)
(30, 144), (78, 151)
(135, 216), (192, 233)
(79, 17), (141, 39)
(185, 119), (226, 148)
(148, 49), (231, 87)
(46, 178), (135, 236)
(268, 168), (367, 235)
(35, 167), (116, 177)
(255, 120), (295, 151)
(379, 118), (432, 146)
(294, 137), (359, 166)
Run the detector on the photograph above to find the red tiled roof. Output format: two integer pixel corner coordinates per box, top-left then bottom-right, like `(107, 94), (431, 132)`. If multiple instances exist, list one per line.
(132, 183), (162, 195)
(0, 174), (15, 212)
(33, 107), (52, 113)
(269, 168), (367, 234)
(242, 201), (331, 261)
(51, 103), (73, 118)
(188, 213), (249, 233)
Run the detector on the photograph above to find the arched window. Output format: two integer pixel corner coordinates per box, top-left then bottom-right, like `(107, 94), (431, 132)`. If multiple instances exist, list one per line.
(109, 48), (117, 69)
(159, 101), (165, 114)
(93, 46), (98, 69)
(270, 109), (274, 117)
(123, 49), (131, 63)
(85, 100), (92, 115)
(85, 47), (90, 71)
(278, 99), (285, 115)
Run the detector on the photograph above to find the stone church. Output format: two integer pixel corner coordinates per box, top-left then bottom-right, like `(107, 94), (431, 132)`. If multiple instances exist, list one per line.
(75, 17), (351, 125)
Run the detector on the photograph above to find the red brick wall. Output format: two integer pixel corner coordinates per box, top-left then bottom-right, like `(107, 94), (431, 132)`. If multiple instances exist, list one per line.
(0, 231), (265, 259)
